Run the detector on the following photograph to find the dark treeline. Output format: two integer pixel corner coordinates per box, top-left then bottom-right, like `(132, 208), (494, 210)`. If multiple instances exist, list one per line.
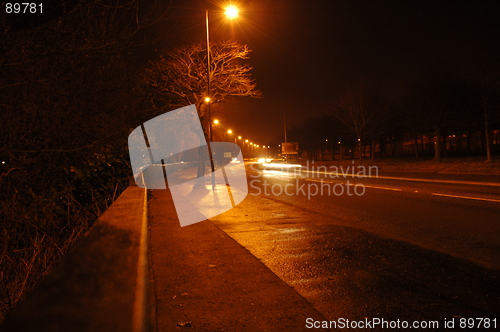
(0, 0), (172, 320)
(287, 62), (500, 162)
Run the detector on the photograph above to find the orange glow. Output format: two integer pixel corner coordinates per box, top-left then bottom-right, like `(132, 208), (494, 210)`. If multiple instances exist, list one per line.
(224, 5), (239, 19)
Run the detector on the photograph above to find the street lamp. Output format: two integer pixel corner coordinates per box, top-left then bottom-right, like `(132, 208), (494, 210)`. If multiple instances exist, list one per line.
(204, 5), (239, 189)
(206, 5), (239, 142)
(224, 5), (239, 19)
(206, 1), (235, 187)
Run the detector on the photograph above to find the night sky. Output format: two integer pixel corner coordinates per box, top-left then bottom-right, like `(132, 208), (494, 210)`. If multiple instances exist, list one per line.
(165, 0), (500, 145)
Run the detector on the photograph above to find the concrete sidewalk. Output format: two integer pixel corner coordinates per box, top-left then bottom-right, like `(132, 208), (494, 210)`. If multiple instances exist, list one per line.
(148, 189), (329, 332)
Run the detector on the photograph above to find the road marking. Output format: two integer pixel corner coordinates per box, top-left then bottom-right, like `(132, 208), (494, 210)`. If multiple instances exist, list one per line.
(378, 175), (500, 187)
(431, 193), (500, 203)
(301, 170), (500, 187)
(363, 185), (402, 191)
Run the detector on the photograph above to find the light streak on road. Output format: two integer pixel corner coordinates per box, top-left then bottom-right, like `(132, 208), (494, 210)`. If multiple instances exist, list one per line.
(431, 193), (500, 203)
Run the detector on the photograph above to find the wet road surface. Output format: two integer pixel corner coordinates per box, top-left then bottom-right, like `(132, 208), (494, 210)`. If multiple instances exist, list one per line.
(210, 162), (500, 327)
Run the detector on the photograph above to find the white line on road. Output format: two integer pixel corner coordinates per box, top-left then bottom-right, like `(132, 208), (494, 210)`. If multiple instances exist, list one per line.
(431, 193), (500, 203)
(301, 170), (500, 187)
(362, 185), (402, 191)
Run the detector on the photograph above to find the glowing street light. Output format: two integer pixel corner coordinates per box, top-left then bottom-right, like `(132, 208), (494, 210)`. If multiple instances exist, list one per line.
(204, 5), (240, 189)
(206, 5), (240, 143)
(226, 129), (238, 143)
(225, 5), (239, 19)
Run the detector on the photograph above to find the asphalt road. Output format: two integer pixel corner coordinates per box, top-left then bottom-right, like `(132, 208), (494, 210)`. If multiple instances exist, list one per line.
(210, 162), (500, 328)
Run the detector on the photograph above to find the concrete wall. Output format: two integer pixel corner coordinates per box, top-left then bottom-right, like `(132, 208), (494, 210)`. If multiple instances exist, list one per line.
(1, 186), (149, 332)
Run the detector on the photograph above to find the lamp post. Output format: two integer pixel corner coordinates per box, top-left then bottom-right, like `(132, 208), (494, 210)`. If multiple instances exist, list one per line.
(205, 10), (212, 142)
(206, 6), (239, 142)
(204, 7), (238, 189)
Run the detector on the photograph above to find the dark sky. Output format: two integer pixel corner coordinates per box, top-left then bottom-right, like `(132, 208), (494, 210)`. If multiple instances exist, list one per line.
(166, 0), (500, 145)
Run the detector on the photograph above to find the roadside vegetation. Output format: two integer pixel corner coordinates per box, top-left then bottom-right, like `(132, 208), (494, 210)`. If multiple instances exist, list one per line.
(0, 0), (170, 322)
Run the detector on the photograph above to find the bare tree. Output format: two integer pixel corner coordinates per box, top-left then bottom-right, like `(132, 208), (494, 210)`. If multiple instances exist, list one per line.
(144, 40), (262, 119)
(408, 64), (475, 162)
(468, 60), (500, 162)
(330, 83), (386, 161)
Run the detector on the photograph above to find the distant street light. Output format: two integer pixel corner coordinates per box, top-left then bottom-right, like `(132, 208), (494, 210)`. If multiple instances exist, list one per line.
(226, 129), (237, 143)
